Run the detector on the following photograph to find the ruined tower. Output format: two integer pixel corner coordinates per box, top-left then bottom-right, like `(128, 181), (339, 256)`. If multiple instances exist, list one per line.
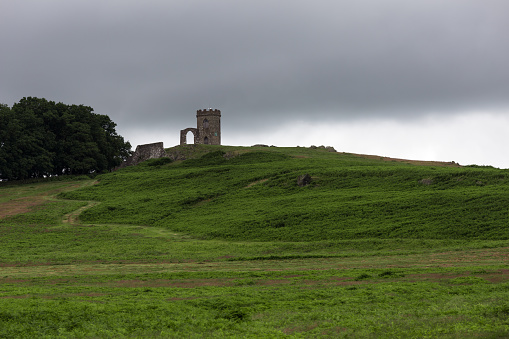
(181, 109), (221, 145)
(196, 109), (221, 145)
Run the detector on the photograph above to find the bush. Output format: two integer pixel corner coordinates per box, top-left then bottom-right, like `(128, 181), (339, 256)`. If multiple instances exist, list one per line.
(144, 157), (172, 167)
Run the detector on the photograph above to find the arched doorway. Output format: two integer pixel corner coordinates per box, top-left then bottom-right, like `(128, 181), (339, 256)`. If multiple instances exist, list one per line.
(203, 136), (209, 144)
(180, 128), (198, 145)
(185, 131), (194, 144)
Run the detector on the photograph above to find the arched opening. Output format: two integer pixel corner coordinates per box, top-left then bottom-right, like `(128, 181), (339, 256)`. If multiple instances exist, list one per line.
(180, 128), (198, 145)
(203, 119), (209, 129)
(185, 131), (194, 144)
(204, 136), (209, 144)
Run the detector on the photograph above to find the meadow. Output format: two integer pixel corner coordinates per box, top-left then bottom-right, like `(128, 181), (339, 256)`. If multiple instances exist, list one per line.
(0, 145), (508, 337)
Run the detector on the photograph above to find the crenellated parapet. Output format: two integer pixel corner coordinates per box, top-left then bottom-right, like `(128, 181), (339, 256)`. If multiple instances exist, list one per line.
(196, 108), (221, 117)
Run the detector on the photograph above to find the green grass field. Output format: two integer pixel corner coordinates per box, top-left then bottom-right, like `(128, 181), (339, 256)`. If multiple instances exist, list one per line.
(1, 145), (508, 337)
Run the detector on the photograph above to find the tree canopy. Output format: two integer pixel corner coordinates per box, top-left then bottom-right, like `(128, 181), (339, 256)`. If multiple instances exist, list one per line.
(0, 97), (131, 180)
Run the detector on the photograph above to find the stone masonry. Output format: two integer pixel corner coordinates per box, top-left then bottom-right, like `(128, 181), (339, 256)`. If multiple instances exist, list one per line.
(180, 109), (221, 145)
(118, 109), (222, 169)
(119, 142), (167, 168)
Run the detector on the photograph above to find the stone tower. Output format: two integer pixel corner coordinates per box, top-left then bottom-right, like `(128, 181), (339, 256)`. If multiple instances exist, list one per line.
(196, 109), (221, 145)
(180, 108), (221, 145)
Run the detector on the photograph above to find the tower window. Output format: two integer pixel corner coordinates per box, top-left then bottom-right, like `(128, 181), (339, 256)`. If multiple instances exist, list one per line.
(203, 119), (209, 128)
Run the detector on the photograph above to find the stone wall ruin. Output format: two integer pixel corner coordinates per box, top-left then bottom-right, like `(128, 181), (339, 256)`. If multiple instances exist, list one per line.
(119, 142), (168, 168)
(118, 108), (223, 169)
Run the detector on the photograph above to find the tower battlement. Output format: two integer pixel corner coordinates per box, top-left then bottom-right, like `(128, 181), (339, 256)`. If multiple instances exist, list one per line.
(196, 108), (221, 117)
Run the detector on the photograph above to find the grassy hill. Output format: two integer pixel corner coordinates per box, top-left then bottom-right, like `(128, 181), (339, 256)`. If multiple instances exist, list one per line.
(63, 144), (509, 243)
(1, 145), (509, 338)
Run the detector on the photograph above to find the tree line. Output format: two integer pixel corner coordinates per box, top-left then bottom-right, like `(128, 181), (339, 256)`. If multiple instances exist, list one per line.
(0, 97), (132, 180)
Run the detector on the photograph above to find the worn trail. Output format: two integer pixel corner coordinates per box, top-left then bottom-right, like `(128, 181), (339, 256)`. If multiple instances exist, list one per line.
(0, 180), (97, 220)
(62, 201), (100, 225)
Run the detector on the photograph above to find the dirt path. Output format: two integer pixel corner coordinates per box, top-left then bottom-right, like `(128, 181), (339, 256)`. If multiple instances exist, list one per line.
(0, 180), (97, 220)
(62, 201), (99, 225)
(0, 196), (47, 219)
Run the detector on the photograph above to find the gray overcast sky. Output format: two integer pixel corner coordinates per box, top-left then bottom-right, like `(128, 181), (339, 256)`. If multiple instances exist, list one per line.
(2, 1), (509, 167)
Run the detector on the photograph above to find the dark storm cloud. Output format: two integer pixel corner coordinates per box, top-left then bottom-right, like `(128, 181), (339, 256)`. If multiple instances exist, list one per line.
(2, 0), (509, 131)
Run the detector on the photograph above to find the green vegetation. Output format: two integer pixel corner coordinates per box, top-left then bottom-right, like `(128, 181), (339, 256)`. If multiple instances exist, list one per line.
(0, 97), (131, 180)
(1, 145), (508, 337)
(63, 145), (509, 243)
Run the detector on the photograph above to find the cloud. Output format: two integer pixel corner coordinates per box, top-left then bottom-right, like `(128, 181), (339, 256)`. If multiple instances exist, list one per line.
(1, 1), (508, 166)
(224, 111), (509, 168)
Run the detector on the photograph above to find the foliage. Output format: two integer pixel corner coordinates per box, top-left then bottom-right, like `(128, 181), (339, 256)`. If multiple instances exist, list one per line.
(141, 157), (173, 167)
(2, 147), (509, 337)
(0, 97), (131, 180)
(61, 145), (509, 242)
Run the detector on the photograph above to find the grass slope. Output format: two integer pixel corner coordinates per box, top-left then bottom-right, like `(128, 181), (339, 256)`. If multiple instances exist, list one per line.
(1, 145), (509, 338)
(62, 145), (509, 242)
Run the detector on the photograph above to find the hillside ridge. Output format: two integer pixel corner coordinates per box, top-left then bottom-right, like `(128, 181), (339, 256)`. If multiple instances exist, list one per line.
(57, 144), (509, 243)
(348, 152), (461, 167)
(163, 144), (462, 168)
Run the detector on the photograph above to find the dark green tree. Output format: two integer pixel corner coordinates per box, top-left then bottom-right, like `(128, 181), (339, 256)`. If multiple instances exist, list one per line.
(92, 113), (131, 171)
(0, 99), (54, 180)
(0, 103), (15, 179)
(0, 97), (131, 180)
(11, 97), (56, 178)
